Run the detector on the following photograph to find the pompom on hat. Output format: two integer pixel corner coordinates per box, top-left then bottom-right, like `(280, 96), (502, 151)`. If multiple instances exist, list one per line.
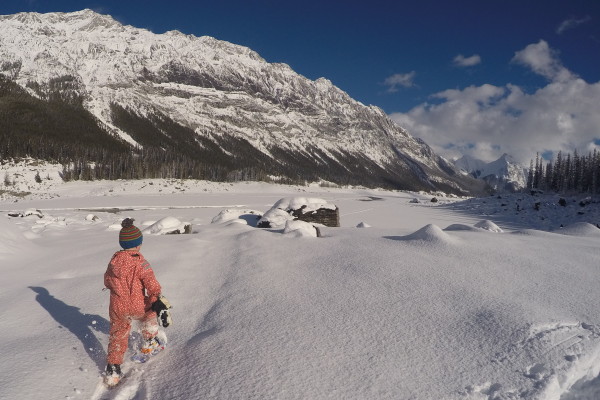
(119, 218), (143, 249)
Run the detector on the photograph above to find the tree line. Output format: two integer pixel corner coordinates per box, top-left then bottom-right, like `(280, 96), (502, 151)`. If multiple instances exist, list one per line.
(527, 149), (600, 194)
(1, 73), (468, 192)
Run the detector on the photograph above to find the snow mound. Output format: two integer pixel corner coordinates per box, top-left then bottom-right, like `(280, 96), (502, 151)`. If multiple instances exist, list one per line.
(474, 220), (503, 233)
(142, 217), (191, 235)
(283, 220), (319, 238)
(356, 222), (371, 228)
(402, 224), (455, 244)
(211, 209), (262, 227)
(556, 222), (600, 237)
(107, 223), (122, 231)
(224, 219), (249, 226)
(444, 224), (480, 232)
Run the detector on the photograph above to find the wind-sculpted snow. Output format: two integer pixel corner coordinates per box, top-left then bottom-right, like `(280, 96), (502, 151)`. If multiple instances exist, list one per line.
(211, 208), (263, 226)
(474, 219), (503, 232)
(0, 214), (35, 258)
(555, 222), (600, 237)
(0, 180), (599, 399)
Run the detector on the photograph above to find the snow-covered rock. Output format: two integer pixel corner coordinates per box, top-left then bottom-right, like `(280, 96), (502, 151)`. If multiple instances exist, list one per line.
(85, 214), (100, 221)
(257, 197), (338, 228)
(8, 208), (44, 218)
(142, 216), (191, 235)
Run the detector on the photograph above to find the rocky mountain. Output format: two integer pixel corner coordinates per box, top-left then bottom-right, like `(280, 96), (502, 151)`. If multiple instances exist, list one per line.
(454, 153), (527, 192)
(0, 9), (483, 194)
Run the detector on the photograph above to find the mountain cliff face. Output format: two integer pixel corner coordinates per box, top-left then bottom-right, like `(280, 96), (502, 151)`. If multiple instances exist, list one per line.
(454, 154), (527, 192)
(0, 9), (483, 194)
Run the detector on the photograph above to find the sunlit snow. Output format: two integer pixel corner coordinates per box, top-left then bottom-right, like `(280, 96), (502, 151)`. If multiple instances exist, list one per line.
(1, 170), (599, 400)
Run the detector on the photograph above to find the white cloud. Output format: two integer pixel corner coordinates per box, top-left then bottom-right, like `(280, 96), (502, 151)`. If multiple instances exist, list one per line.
(453, 54), (481, 67)
(557, 16), (592, 34)
(383, 71), (416, 92)
(389, 41), (600, 165)
(511, 40), (574, 82)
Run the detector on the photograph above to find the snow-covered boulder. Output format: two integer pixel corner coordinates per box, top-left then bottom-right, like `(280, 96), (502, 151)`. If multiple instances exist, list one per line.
(257, 197), (338, 228)
(211, 209), (263, 227)
(356, 222), (371, 228)
(8, 208), (43, 218)
(283, 220), (320, 238)
(85, 214), (100, 221)
(142, 217), (191, 235)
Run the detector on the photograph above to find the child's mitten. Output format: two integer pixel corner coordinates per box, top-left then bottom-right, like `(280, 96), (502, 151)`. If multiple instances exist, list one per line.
(151, 295), (173, 327)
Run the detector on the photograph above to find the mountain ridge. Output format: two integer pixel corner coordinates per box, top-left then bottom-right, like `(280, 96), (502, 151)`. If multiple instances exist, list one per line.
(0, 9), (484, 194)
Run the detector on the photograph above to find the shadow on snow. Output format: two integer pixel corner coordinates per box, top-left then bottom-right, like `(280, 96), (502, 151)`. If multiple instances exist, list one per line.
(29, 286), (109, 372)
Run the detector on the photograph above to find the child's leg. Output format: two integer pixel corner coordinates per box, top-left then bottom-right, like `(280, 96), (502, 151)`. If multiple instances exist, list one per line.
(107, 316), (131, 365)
(140, 310), (159, 340)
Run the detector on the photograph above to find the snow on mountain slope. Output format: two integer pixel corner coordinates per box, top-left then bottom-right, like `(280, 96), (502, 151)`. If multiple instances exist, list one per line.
(0, 9), (479, 194)
(454, 154), (488, 175)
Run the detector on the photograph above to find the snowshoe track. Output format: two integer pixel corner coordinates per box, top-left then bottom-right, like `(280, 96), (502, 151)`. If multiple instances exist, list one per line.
(463, 322), (600, 399)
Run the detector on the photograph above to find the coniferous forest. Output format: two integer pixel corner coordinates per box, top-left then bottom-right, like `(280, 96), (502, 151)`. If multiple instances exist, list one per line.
(0, 75), (438, 190)
(527, 150), (600, 194)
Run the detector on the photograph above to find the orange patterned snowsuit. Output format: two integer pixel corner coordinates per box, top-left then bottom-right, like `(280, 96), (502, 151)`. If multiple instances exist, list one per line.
(104, 249), (161, 365)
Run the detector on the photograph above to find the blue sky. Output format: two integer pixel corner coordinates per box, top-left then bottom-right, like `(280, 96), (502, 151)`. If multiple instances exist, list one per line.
(1, 0), (599, 163)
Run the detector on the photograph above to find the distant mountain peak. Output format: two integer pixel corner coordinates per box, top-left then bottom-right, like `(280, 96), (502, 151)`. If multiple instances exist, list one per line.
(453, 154), (526, 192)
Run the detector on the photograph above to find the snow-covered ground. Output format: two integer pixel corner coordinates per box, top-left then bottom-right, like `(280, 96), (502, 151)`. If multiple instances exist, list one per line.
(1, 169), (599, 399)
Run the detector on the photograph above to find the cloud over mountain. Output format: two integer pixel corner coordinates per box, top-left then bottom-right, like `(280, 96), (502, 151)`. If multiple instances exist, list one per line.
(390, 40), (600, 164)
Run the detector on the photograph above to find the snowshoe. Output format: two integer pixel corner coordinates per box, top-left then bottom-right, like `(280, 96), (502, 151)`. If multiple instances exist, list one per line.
(140, 336), (163, 355)
(132, 334), (166, 363)
(103, 364), (123, 388)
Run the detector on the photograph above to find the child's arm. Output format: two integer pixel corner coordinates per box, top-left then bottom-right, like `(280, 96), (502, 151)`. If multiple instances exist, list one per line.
(139, 258), (162, 304)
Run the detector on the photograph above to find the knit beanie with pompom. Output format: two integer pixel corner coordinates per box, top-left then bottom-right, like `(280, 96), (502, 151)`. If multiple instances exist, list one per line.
(119, 218), (143, 249)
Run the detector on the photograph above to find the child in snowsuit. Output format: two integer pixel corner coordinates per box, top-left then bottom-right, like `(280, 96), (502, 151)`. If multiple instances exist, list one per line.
(103, 218), (167, 384)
